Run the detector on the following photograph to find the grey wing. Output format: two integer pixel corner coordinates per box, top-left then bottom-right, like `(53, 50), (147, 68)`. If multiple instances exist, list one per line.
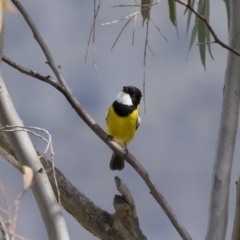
(136, 115), (141, 130)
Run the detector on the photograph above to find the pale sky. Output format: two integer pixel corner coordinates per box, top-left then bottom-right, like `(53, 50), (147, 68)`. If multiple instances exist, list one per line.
(0, 0), (238, 240)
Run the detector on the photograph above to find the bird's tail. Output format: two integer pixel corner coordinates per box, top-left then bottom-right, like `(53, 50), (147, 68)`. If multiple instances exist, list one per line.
(110, 152), (124, 171)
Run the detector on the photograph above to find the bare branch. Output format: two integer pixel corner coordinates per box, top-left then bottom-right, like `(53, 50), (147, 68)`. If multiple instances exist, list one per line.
(147, 43), (156, 57)
(109, 0), (162, 8)
(132, 0), (138, 45)
(143, 19), (149, 114)
(197, 41), (215, 46)
(3, 55), (192, 240)
(84, 0), (100, 73)
(0, 182), (11, 233)
(0, 214), (10, 240)
(6, 1), (192, 238)
(11, 0), (68, 87)
(150, 18), (168, 42)
(111, 17), (134, 50)
(102, 10), (140, 25)
(0, 135), (147, 240)
(113, 177), (146, 239)
(92, 0), (100, 73)
(2, 55), (58, 87)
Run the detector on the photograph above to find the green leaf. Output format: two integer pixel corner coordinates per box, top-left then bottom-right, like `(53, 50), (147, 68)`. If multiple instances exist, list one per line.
(168, 0), (177, 27)
(184, 7), (188, 15)
(198, 19), (206, 69)
(222, 0), (230, 31)
(187, 0), (214, 69)
(198, 0), (205, 13)
(188, 18), (198, 53)
(205, 0), (214, 59)
(198, 0), (206, 69)
(186, 0), (195, 36)
(141, 0), (152, 26)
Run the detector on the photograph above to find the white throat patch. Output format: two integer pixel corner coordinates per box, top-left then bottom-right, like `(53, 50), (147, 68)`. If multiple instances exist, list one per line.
(116, 92), (132, 106)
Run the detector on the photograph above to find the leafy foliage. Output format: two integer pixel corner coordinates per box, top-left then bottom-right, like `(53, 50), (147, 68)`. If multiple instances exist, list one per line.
(141, 0), (153, 26)
(187, 0), (212, 69)
(168, 0), (177, 27)
(222, 0), (230, 31)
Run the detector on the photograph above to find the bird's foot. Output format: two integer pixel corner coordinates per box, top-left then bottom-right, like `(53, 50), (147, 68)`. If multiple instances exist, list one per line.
(124, 143), (128, 157)
(107, 135), (114, 141)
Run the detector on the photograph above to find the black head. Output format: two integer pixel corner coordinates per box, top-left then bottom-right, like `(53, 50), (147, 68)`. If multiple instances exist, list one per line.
(123, 86), (142, 107)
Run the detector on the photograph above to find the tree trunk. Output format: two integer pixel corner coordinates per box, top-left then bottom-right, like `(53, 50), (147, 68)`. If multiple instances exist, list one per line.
(206, 1), (240, 239)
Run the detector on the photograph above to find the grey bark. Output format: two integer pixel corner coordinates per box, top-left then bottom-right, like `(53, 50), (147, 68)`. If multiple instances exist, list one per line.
(206, 1), (240, 239)
(0, 133), (147, 240)
(232, 178), (240, 240)
(0, 7), (70, 240)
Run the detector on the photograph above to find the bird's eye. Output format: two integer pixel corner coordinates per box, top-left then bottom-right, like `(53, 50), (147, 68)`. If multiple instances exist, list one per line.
(132, 94), (136, 98)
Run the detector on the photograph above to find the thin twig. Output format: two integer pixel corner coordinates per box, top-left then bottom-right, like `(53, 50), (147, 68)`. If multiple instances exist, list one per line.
(12, 191), (24, 233)
(2, 55), (58, 87)
(0, 197), (31, 240)
(103, 0), (162, 26)
(4, 55), (192, 240)
(5, 2), (192, 237)
(0, 214), (10, 240)
(92, 0), (100, 73)
(0, 207), (8, 216)
(0, 125), (60, 203)
(85, 0), (100, 73)
(11, 0), (68, 87)
(109, 0), (162, 8)
(102, 10), (140, 25)
(0, 183), (11, 234)
(132, 0), (138, 45)
(150, 18), (168, 42)
(197, 41), (215, 45)
(111, 17), (134, 50)
(175, 0), (240, 57)
(0, 126), (51, 157)
(143, 18), (150, 114)
(147, 43), (156, 57)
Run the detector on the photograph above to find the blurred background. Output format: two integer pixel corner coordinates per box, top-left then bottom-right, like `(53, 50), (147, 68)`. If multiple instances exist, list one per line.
(0, 0), (238, 239)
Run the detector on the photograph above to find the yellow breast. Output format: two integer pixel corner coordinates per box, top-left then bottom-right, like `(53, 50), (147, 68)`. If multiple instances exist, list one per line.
(106, 105), (139, 145)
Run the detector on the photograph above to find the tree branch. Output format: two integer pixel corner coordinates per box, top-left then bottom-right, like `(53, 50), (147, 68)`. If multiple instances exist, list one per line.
(11, 0), (67, 87)
(2, 55), (59, 88)
(8, 1), (192, 239)
(0, 214), (10, 240)
(3, 46), (192, 240)
(0, 1), (69, 239)
(0, 132), (147, 240)
(205, 0), (240, 239)
(45, 159), (147, 240)
(175, 0), (240, 57)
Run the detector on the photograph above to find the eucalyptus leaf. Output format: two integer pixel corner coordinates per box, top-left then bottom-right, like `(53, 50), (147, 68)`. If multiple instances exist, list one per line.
(188, 18), (198, 53)
(141, 0), (152, 26)
(186, 0), (195, 36)
(198, 19), (206, 69)
(168, 0), (177, 27)
(222, 0), (230, 31)
(198, 0), (206, 69)
(205, 0), (214, 59)
(188, 0), (203, 53)
(198, 0), (205, 13)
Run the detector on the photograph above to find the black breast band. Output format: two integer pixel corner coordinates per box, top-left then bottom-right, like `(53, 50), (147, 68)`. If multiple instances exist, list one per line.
(112, 101), (136, 117)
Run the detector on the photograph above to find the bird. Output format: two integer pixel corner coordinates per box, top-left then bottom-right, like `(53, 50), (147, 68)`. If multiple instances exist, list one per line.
(106, 86), (142, 170)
